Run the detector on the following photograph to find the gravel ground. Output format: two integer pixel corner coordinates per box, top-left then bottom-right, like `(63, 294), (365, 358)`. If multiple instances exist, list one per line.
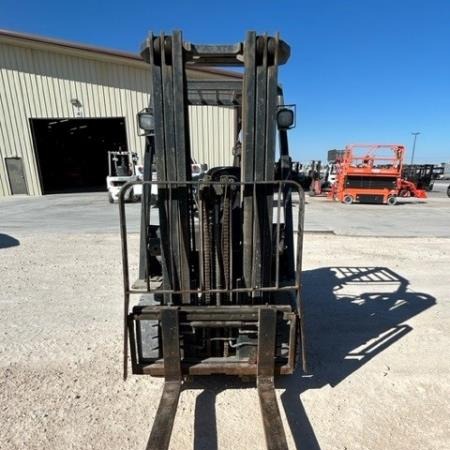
(0, 232), (449, 450)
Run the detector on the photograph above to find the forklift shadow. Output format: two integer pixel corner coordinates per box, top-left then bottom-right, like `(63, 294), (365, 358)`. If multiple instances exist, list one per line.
(0, 233), (20, 249)
(189, 266), (435, 450)
(278, 266), (435, 450)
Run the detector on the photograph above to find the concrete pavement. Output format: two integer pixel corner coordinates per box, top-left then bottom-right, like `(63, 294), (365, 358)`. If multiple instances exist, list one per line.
(1, 189), (449, 237)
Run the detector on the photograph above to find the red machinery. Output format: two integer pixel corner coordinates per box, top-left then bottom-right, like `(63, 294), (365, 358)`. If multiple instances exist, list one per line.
(329, 144), (427, 205)
(397, 178), (428, 199)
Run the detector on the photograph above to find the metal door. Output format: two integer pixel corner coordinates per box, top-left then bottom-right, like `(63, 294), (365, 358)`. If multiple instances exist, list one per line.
(5, 157), (28, 195)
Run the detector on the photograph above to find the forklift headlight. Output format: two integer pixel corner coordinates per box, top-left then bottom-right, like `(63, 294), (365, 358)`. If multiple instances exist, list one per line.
(277, 107), (295, 130)
(137, 108), (155, 135)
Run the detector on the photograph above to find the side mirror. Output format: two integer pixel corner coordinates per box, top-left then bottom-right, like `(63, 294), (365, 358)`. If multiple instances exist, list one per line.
(277, 105), (296, 130)
(137, 108), (155, 135)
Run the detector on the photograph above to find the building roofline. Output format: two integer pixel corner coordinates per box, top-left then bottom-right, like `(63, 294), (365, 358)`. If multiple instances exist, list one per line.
(0, 28), (242, 79)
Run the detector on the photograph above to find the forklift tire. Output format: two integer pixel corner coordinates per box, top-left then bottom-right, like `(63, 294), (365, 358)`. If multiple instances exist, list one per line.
(136, 294), (161, 361)
(108, 193), (114, 204)
(387, 196), (397, 206)
(447, 185), (450, 198)
(343, 195), (353, 205)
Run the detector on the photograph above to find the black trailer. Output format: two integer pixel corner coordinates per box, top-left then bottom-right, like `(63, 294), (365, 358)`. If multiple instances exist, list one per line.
(402, 164), (434, 191)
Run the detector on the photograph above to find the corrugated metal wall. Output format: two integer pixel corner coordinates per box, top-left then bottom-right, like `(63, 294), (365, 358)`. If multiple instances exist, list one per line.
(189, 105), (235, 168)
(0, 39), (236, 196)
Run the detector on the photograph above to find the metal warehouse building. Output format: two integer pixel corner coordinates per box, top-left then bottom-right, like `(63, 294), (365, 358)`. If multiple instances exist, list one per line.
(0, 30), (239, 196)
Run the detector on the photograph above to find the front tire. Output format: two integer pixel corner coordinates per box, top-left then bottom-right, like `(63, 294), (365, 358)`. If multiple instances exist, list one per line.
(387, 195), (397, 206)
(136, 294), (161, 361)
(343, 195), (353, 205)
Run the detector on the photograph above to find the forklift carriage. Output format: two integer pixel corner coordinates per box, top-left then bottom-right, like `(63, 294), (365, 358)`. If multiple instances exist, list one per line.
(119, 31), (305, 450)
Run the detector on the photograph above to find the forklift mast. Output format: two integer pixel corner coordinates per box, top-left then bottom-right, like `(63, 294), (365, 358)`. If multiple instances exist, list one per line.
(118, 31), (305, 450)
(108, 150), (137, 177)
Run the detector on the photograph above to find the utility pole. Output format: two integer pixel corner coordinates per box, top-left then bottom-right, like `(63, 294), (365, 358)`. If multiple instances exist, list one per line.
(410, 132), (420, 165)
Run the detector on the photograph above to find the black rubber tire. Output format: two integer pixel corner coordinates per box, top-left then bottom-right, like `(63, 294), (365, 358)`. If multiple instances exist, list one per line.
(343, 195), (353, 205)
(447, 185), (450, 198)
(387, 196), (397, 206)
(136, 294), (161, 361)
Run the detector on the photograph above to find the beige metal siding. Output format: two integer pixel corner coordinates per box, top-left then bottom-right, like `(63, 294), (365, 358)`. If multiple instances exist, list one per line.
(0, 39), (236, 196)
(189, 105), (235, 167)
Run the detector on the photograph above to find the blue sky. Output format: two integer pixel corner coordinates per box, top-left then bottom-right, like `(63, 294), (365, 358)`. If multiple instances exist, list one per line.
(1, 0), (449, 163)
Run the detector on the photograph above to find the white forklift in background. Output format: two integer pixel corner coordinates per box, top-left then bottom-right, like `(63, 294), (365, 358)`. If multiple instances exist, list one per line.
(106, 149), (143, 203)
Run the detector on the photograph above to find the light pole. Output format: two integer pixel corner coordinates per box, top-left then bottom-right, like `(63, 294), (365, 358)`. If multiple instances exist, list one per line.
(410, 132), (420, 165)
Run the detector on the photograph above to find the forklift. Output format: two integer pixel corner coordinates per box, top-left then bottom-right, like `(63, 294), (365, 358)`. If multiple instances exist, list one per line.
(118, 31), (305, 450)
(106, 149), (142, 203)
